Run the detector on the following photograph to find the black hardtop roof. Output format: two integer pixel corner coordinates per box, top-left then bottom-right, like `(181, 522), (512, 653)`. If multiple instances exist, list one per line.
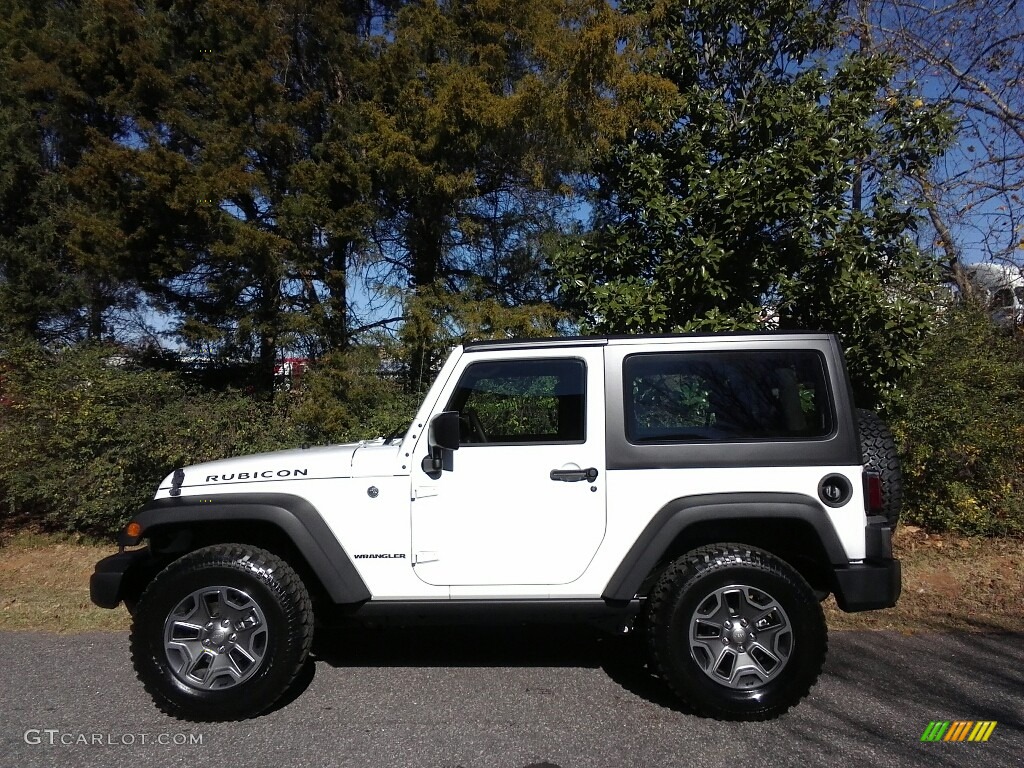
(463, 330), (835, 352)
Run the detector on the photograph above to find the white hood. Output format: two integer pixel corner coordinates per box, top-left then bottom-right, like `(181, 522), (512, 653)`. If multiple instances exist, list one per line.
(156, 440), (403, 496)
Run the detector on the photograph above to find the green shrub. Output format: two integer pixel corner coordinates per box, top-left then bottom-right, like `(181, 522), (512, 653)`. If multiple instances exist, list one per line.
(886, 306), (1024, 536)
(0, 339), (301, 536)
(289, 345), (418, 445)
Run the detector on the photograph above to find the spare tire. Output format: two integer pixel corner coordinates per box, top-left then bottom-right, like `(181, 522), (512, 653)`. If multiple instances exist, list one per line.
(856, 409), (903, 527)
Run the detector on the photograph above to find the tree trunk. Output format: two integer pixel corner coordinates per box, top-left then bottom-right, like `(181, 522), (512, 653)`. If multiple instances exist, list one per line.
(406, 209), (445, 390)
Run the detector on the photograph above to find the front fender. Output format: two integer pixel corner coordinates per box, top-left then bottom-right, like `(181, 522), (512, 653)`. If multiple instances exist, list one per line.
(126, 493), (371, 605)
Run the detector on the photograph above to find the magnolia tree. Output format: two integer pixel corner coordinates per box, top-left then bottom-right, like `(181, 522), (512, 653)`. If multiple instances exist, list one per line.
(554, 0), (952, 403)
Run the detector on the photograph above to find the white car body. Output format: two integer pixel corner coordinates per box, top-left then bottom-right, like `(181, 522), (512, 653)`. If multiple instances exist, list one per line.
(154, 336), (868, 602)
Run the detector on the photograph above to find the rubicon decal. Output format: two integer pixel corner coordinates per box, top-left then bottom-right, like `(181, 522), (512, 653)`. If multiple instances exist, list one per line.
(921, 721), (997, 742)
(204, 469), (308, 482)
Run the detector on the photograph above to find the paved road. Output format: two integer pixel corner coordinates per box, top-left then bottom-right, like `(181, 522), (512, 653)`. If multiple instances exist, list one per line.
(1, 628), (1021, 768)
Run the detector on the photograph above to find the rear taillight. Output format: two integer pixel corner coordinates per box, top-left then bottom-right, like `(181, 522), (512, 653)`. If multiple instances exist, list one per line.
(864, 472), (884, 514)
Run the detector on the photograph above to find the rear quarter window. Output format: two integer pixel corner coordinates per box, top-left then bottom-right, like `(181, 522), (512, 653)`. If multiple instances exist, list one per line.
(624, 350), (833, 443)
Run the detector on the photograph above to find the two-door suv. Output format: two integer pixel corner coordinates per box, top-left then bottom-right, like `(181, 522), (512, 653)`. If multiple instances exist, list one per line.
(91, 333), (902, 721)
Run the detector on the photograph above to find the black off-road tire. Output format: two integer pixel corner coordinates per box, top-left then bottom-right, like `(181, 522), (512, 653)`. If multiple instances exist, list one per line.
(645, 544), (827, 721)
(857, 408), (903, 527)
(130, 544), (313, 721)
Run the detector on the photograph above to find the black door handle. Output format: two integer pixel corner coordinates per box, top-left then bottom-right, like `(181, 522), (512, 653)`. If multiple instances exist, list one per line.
(550, 467), (599, 483)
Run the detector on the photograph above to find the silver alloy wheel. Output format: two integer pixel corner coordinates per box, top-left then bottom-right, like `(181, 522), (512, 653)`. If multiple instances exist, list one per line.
(689, 583), (793, 689)
(162, 586), (269, 691)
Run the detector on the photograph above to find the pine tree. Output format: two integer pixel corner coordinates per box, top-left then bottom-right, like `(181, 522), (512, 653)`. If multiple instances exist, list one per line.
(360, 0), (625, 384)
(0, 0), (153, 341)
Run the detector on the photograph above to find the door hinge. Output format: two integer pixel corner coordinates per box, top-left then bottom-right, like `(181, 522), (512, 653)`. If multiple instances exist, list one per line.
(413, 485), (438, 499)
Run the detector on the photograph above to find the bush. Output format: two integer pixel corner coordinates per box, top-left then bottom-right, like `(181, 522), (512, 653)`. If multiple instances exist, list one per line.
(886, 305), (1024, 536)
(289, 345), (418, 445)
(0, 339), (302, 536)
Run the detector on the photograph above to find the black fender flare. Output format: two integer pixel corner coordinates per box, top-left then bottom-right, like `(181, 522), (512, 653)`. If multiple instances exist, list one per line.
(601, 492), (849, 602)
(131, 493), (371, 605)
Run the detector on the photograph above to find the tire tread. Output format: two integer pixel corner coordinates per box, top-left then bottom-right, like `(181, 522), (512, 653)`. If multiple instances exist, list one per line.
(857, 409), (903, 526)
(130, 544), (313, 721)
(645, 543), (827, 721)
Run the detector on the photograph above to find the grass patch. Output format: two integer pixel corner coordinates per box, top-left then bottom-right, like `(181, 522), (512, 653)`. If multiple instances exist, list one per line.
(0, 531), (129, 633)
(0, 528), (1020, 634)
(823, 526), (1024, 632)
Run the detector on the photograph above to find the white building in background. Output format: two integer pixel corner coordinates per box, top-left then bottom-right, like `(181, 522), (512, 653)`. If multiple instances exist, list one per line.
(964, 262), (1024, 327)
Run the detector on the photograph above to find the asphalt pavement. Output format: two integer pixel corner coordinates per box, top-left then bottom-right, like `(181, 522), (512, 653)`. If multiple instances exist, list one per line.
(1, 627), (1021, 768)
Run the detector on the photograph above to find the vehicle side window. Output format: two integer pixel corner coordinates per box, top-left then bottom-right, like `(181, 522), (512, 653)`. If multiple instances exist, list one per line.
(624, 351), (833, 443)
(991, 287), (1015, 310)
(445, 359), (586, 444)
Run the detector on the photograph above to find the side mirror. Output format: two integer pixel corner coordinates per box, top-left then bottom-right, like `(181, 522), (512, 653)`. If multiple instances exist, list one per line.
(430, 411), (461, 452)
(421, 411), (460, 474)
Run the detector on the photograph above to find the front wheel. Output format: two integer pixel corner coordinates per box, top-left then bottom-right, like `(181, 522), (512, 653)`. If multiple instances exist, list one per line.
(130, 544), (313, 721)
(645, 544), (827, 720)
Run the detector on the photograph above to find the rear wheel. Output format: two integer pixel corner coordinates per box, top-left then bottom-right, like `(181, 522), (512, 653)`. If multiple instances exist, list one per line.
(130, 544), (313, 721)
(645, 544), (827, 720)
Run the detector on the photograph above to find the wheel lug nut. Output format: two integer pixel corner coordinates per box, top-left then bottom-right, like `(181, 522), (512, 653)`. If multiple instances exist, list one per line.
(229, 634), (237, 641)
(723, 637), (730, 644)
(740, 618), (748, 627)
(222, 619), (230, 627)
(724, 620), (732, 628)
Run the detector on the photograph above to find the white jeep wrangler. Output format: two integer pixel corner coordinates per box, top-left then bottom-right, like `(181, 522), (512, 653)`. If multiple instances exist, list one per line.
(92, 333), (902, 721)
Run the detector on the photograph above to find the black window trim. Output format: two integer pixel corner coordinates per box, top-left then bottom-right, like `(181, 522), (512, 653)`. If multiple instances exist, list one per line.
(445, 356), (589, 447)
(604, 337), (862, 471)
(621, 348), (839, 448)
